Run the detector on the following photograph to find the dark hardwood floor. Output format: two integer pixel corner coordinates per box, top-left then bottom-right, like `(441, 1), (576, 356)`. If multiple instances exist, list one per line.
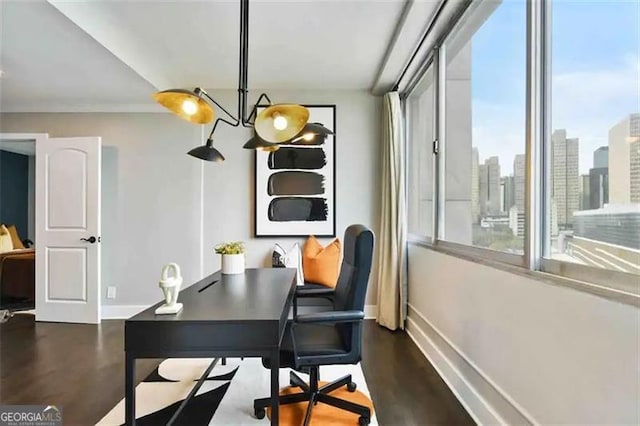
(0, 314), (473, 425)
(361, 322), (474, 426)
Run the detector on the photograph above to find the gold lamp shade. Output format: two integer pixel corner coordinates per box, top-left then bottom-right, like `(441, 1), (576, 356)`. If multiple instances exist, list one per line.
(153, 89), (214, 125)
(255, 104), (309, 143)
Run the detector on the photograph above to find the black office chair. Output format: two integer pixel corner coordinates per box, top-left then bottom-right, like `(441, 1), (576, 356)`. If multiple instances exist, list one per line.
(254, 224), (374, 426)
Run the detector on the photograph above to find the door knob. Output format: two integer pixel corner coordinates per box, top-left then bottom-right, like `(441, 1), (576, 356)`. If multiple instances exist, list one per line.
(80, 236), (100, 244)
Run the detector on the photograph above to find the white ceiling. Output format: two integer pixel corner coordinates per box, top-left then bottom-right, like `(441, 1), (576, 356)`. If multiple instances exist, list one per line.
(0, 0), (441, 112)
(0, 1), (157, 111)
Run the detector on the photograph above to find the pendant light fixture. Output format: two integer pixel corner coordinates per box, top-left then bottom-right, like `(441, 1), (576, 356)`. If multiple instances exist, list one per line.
(291, 122), (335, 144)
(153, 0), (332, 161)
(253, 104), (309, 143)
(242, 134), (280, 151)
(188, 138), (225, 162)
(153, 88), (214, 125)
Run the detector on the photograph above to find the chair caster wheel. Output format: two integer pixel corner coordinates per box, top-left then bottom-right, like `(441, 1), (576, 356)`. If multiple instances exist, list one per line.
(255, 407), (266, 419)
(358, 415), (370, 426)
(347, 382), (357, 392)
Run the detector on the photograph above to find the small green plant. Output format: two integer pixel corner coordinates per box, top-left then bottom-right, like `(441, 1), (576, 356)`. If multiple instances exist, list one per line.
(215, 241), (244, 255)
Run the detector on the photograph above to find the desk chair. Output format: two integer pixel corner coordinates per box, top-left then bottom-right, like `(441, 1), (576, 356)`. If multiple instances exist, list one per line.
(254, 224), (374, 426)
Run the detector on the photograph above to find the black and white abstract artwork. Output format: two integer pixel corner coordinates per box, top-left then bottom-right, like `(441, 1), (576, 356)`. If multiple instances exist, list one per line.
(255, 105), (336, 237)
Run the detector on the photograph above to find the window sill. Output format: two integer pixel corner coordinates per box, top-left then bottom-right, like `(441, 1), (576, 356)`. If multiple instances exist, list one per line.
(408, 235), (524, 267)
(407, 239), (639, 308)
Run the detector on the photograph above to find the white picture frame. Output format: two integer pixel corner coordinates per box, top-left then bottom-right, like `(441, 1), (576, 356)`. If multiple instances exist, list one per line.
(254, 105), (336, 237)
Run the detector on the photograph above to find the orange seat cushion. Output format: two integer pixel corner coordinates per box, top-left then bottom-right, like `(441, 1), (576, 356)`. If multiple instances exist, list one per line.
(267, 382), (375, 425)
(302, 236), (341, 288)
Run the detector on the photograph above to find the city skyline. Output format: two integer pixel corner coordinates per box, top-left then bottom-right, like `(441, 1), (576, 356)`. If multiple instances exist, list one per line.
(470, 0), (639, 175)
(471, 113), (639, 238)
(473, 115), (639, 182)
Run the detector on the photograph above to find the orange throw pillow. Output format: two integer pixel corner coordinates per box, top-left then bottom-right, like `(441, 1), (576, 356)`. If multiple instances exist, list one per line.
(7, 225), (25, 250)
(302, 236), (341, 288)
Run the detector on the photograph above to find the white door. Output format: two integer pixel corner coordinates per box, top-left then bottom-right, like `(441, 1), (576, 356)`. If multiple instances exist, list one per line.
(36, 137), (101, 323)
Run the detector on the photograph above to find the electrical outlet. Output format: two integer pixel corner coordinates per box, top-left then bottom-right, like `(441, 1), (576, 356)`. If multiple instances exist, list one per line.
(107, 287), (116, 299)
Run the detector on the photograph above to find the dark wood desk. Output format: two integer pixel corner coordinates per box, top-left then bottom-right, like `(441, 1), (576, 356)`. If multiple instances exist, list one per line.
(124, 268), (297, 426)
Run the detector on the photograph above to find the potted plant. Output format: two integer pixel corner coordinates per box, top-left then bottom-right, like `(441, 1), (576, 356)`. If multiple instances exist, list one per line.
(215, 241), (245, 275)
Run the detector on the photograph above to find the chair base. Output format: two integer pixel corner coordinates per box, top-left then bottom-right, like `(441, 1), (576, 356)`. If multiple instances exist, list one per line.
(254, 368), (371, 426)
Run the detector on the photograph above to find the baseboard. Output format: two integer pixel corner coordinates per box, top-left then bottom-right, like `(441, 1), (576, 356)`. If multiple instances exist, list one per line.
(406, 304), (535, 426)
(102, 304), (377, 320)
(364, 304), (377, 319)
(101, 305), (147, 320)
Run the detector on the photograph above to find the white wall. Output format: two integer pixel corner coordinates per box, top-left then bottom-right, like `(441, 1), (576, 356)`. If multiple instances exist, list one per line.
(199, 90), (381, 307)
(0, 113), (203, 307)
(0, 90), (381, 309)
(407, 244), (640, 424)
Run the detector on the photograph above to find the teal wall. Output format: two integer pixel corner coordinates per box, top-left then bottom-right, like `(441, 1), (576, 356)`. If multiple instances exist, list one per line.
(0, 149), (29, 240)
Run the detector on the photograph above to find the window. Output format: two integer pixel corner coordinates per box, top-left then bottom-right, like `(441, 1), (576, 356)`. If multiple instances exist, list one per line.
(441, 0), (527, 255)
(407, 66), (436, 240)
(547, 0), (640, 277)
(402, 0), (639, 299)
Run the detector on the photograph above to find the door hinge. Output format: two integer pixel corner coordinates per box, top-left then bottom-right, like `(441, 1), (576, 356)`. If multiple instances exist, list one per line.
(432, 139), (439, 155)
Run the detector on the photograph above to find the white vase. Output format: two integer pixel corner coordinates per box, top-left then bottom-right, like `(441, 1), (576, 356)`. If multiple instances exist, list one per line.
(221, 253), (245, 274)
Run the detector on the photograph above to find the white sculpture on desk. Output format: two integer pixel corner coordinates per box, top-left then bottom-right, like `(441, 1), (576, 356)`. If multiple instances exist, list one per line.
(155, 263), (183, 315)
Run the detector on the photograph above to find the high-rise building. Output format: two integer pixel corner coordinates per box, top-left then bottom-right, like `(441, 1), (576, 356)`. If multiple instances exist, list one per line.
(589, 147), (609, 210)
(579, 174), (590, 210)
(609, 113), (640, 203)
(589, 168), (609, 209)
(574, 204), (640, 250)
(500, 178), (505, 213)
(594, 146), (609, 169)
(479, 163), (488, 216)
(513, 154), (525, 212)
(501, 175), (515, 213)
(508, 205), (524, 237)
(631, 140), (640, 203)
(550, 198), (559, 236)
(471, 147), (480, 223)
(488, 156), (501, 215)
(508, 154), (526, 237)
(551, 129), (580, 228)
(478, 156), (501, 217)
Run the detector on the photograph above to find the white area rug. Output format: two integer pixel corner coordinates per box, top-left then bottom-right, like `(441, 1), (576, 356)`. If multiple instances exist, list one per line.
(98, 358), (377, 425)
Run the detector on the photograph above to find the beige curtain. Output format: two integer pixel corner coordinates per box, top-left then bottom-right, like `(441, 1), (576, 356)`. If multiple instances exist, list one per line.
(376, 92), (407, 331)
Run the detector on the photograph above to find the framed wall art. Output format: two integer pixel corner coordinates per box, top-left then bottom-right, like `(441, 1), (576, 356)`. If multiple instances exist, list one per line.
(254, 105), (336, 237)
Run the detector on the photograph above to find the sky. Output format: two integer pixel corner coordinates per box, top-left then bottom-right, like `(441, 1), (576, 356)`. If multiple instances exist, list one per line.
(470, 0), (640, 175)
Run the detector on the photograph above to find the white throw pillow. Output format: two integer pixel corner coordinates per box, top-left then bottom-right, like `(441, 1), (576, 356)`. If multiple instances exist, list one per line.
(272, 243), (305, 286)
(0, 225), (14, 253)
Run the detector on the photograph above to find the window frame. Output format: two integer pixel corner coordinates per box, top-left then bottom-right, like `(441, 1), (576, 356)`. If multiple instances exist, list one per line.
(441, 0), (528, 267)
(537, 0), (639, 297)
(404, 56), (437, 244)
(401, 0), (640, 302)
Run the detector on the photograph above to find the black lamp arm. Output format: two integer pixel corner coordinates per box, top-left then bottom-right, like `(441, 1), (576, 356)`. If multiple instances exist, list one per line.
(196, 0), (274, 142)
(206, 117), (240, 142)
(244, 92), (273, 126)
(195, 88), (243, 142)
(200, 0), (271, 132)
(197, 89), (240, 127)
(239, 0), (250, 125)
